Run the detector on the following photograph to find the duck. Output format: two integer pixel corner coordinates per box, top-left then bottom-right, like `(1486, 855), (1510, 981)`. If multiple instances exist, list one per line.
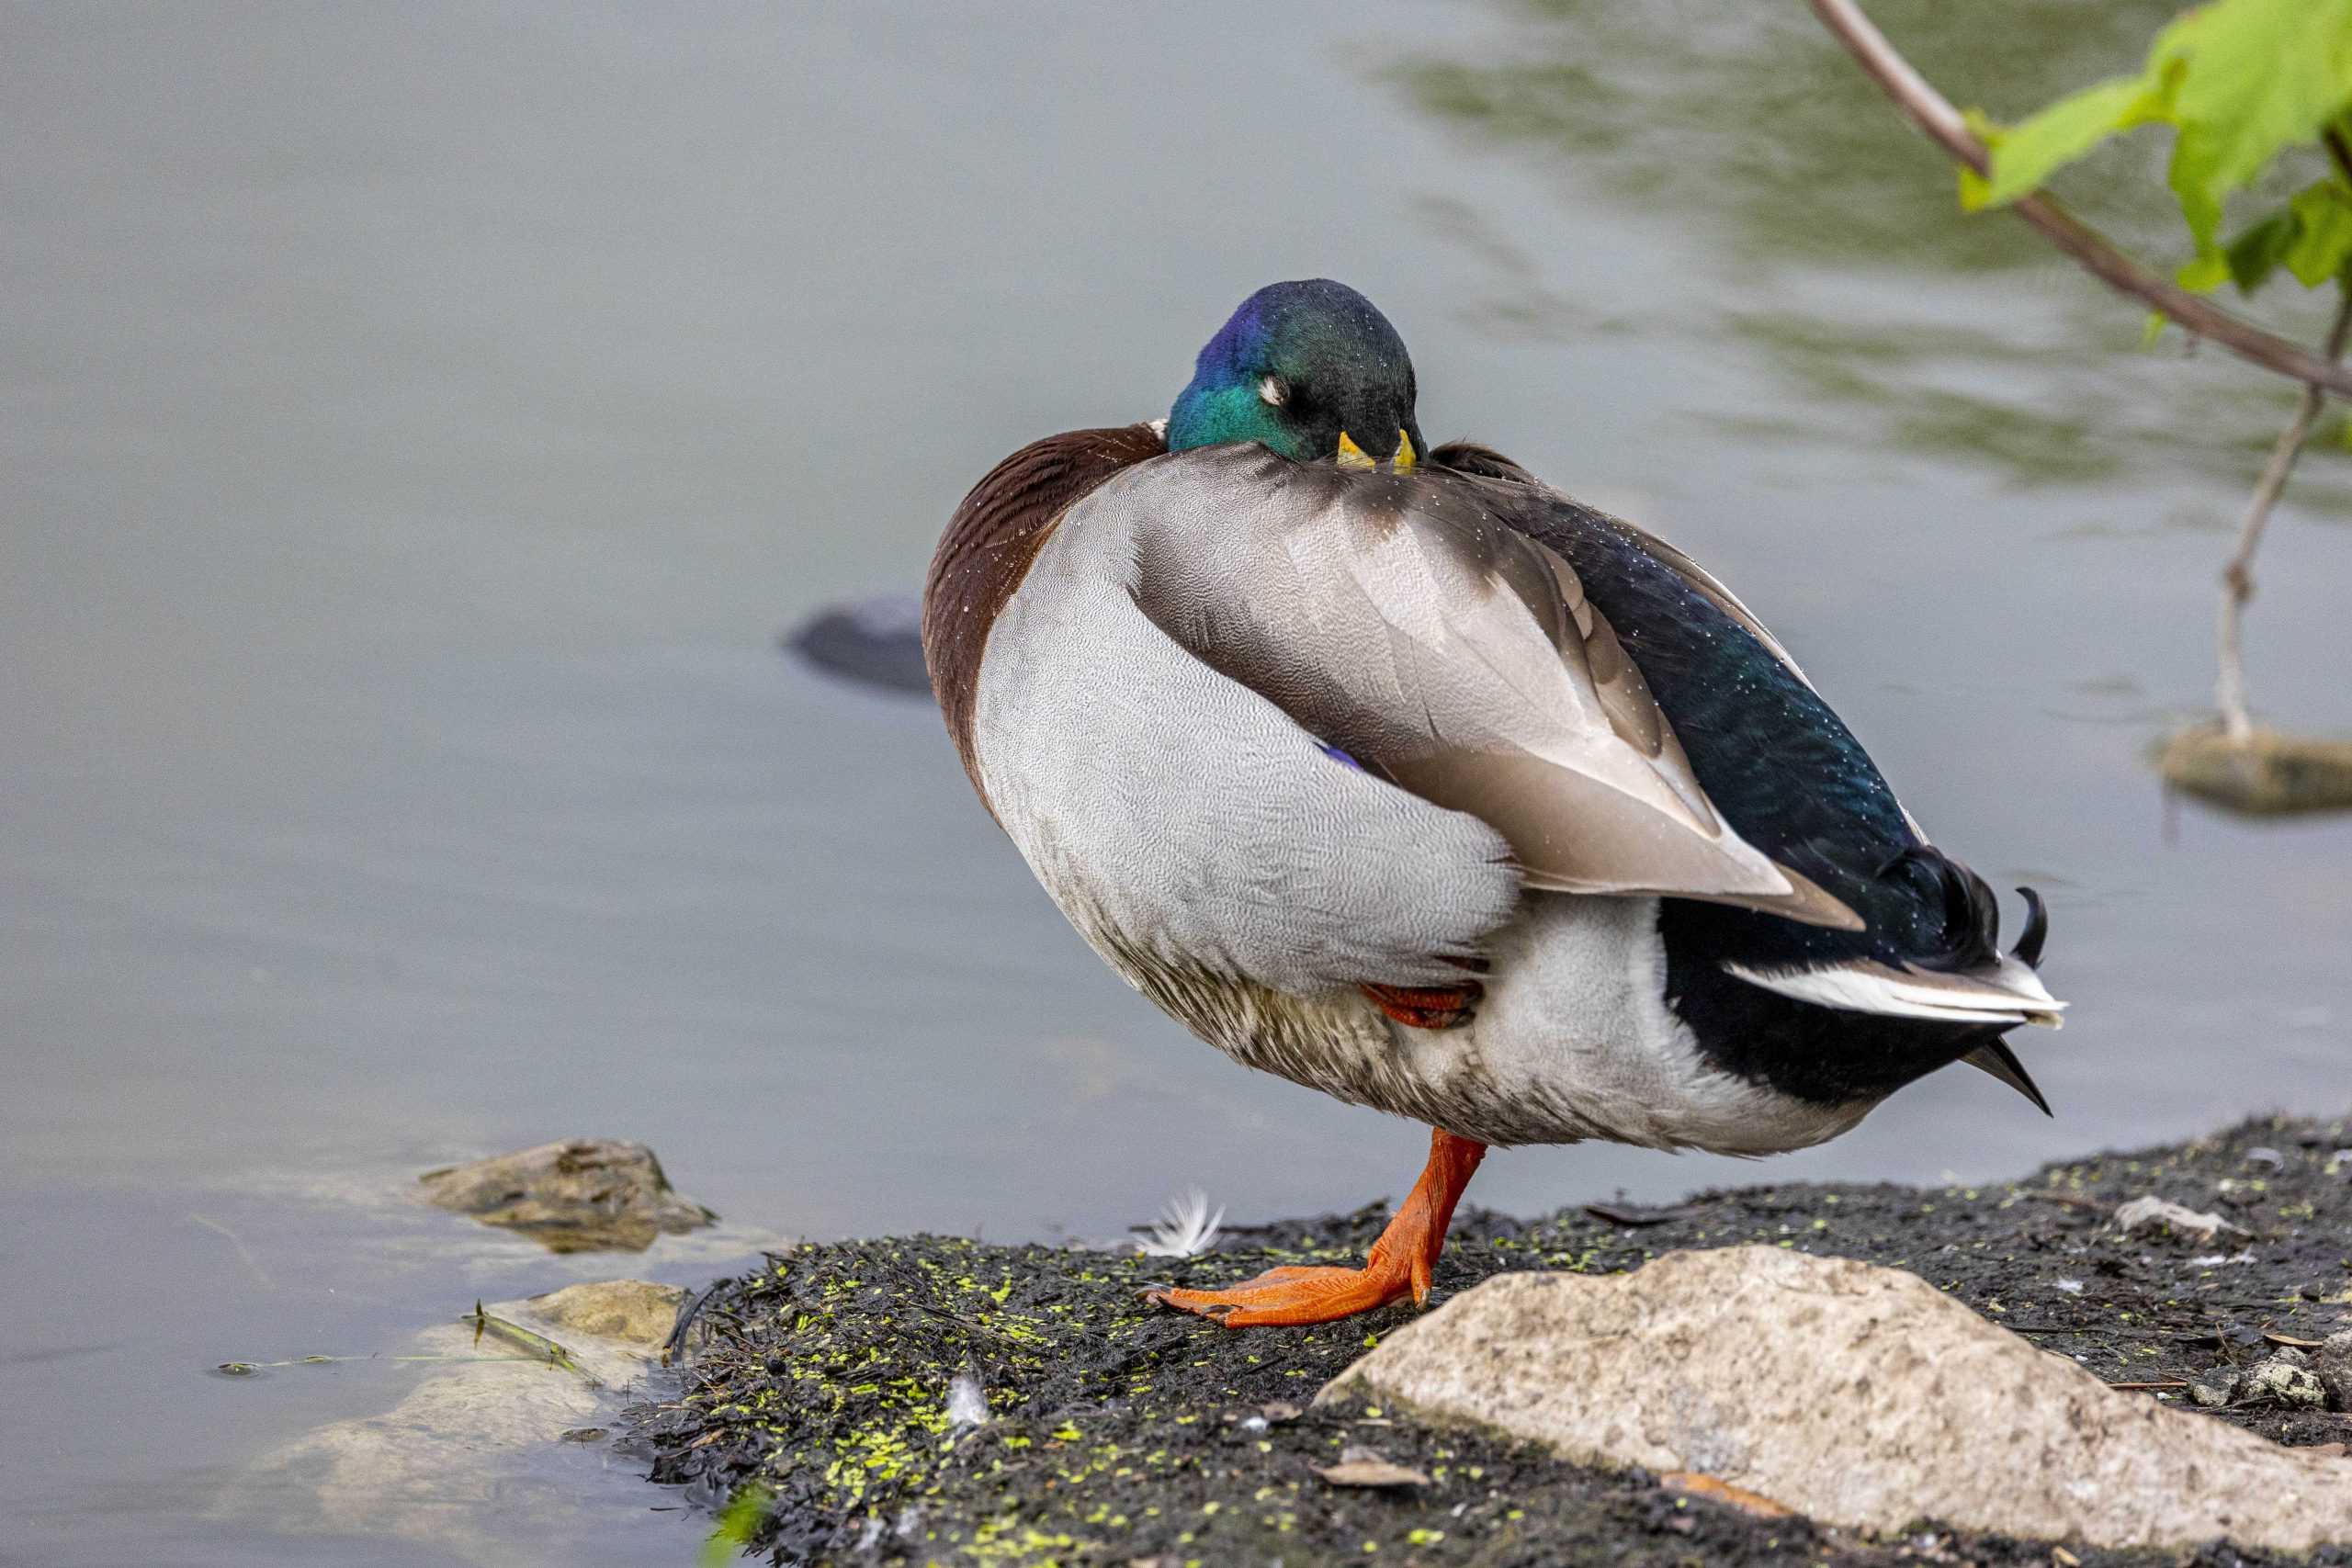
(922, 278), (2064, 1328)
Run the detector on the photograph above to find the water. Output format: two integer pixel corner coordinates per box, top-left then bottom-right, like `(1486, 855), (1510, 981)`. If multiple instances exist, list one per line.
(4, 2), (2347, 1561)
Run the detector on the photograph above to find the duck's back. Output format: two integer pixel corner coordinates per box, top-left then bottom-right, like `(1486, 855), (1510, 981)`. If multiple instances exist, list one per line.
(1460, 465), (2036, 1105)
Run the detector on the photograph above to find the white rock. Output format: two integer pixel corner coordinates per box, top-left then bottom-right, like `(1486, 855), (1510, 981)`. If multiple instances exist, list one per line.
(1319, 1248), (2352, 1551)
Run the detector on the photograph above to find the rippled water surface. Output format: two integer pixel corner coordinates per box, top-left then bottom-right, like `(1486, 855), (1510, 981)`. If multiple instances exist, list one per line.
(5, 3), (2348, 1561)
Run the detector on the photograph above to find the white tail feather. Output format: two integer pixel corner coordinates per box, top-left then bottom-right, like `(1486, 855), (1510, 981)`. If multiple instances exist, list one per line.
(1725, 954), (2065, 1028)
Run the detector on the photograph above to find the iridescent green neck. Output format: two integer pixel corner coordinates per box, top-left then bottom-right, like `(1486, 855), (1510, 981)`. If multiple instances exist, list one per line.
(1166, 379), (1304, 457)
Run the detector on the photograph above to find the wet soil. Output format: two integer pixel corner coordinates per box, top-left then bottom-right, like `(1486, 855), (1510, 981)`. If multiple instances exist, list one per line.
(623, 1112), (2352, 1565)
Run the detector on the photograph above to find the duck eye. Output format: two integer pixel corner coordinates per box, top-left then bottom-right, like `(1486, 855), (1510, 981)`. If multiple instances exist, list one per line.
(1258, 375), (1289, 408)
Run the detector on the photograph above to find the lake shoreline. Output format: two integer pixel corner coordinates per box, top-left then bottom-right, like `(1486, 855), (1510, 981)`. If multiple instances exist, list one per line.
(623, 1110), (2352, 1565)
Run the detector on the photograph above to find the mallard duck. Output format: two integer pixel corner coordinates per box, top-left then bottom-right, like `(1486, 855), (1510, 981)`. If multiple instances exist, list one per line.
(922, 279), (2064, 1327)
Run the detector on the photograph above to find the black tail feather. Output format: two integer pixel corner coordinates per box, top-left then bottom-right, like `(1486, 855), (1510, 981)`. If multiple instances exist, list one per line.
(2011, 886), (2049, 968)
(1961, 1040), (2053, 1117)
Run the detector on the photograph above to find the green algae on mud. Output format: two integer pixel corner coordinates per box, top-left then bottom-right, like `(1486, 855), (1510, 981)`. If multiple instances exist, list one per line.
(625, 1114), (2352, 1566)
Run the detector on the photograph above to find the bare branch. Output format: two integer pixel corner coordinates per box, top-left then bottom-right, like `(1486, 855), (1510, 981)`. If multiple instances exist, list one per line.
(1809, 0), (2352, 400)
(2214, 284), (2352, 739)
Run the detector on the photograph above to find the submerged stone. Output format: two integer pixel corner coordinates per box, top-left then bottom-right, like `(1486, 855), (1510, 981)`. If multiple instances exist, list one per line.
(526, 1279), (688, 1348)
(221, 1280), (682, 1562)
(2159, 726), (2352, 816)
(785, 596), (932, 695)
(419, 1137), (715, 1253)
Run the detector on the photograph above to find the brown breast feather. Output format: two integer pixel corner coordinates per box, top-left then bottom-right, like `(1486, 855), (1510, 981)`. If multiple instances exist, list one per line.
(922, 423), (1167, 802)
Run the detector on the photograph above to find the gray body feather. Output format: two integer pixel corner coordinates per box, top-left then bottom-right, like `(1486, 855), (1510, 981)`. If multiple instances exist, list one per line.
(970, 446), (1892, 1149)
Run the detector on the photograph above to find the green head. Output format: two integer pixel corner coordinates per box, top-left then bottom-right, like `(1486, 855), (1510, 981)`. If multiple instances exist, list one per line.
(1165, 279), (1425, 469)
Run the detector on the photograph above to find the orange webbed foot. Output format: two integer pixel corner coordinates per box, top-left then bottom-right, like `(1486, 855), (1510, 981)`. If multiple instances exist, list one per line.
(1144, 1262), (1419, 1327)
(1141, 1129), (1487, 1329)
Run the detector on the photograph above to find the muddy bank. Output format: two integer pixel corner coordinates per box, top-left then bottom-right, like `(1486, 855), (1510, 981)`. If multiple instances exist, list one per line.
(624, 1113), (2352, 1565)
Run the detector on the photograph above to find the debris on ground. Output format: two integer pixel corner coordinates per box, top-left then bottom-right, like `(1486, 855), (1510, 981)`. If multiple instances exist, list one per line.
(623, 1113), (2352, 1565)
(418, 1137), (716, 1253)
(2111, 1193), (2248, 1241)
(1131, 1187), (1225, 1258)
(1313, 1448), (1430, 1489)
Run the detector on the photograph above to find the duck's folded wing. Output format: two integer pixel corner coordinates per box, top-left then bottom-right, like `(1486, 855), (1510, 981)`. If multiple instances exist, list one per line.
(1430, 441), (1818, 694)
(1116, 446), (1859, 930)
(975, 462), (1523, 999)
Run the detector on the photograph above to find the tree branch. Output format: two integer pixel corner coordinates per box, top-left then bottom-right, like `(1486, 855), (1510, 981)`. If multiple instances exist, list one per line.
(1809, 0), (2352, 400)
(2213, 283), (2352, 739)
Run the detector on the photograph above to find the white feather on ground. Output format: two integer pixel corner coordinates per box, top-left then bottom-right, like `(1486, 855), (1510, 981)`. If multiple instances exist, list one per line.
(945, 1368), (989, 1430)
(1134, 1188), (1225, 1258)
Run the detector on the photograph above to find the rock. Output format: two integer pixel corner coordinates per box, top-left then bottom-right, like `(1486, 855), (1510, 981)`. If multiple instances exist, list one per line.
(418, 1138), (715, 1253)
(222, 1281), (677, 1562)
(784, 596), (932, 695)
(1319, 1247), (2352, 1551)
(2239, 1356), (2330, 1410)
(2189, 1375), (2238, 1408)
(2311, 1333), (2352, 1413)
(2159, 726), (2352, 817)
(524, 1280), (687, 1348)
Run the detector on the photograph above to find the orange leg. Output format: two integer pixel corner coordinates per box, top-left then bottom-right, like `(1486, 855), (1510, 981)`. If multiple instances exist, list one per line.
(1143, 1128), (1488, 1327)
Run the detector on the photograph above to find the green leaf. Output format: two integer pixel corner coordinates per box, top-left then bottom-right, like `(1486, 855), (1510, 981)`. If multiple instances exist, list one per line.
(1955, 108), (2002, 211)
(1968, 0), (2352, 284)
(2152, 0), (2352, 265)
(2223, 207), (2299, 294)
(2285, 180), (2352, 287)
(1975, 75), (2172, 209)
(2176, 251), (2232, 293)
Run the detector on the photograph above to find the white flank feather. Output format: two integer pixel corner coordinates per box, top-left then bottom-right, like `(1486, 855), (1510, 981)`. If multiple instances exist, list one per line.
(1725, 953), (2065, 1027)
(1135, 1187), (1225, 1258)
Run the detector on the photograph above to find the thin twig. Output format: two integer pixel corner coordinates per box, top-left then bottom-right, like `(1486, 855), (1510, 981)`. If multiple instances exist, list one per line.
(2214, 284), (2352, 738)
(1808, 0), (2352, 399)
(2018, 1189), (2108, 1213)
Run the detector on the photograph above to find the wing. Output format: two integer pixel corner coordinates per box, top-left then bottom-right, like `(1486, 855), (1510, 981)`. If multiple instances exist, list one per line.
(1109, 445), (1859, 930)
(1430, 439), (1815, 693)
(1431, 440), (1944, 844)
(1428, 443), (2063, 1032)
(971, 451), (1522, 998)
